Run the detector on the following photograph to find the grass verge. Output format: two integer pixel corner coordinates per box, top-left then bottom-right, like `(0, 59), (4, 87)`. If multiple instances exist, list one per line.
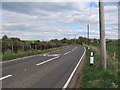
(2, 46), (67, 61)
(79, 43), (119, 88)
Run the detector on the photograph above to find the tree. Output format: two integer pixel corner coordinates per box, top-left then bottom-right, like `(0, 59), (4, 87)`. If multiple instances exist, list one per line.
(93, 38), (98, 43)
(2, 35), (9, 41)
(9, 37), (21, 41)
(61, 38), (67, 43)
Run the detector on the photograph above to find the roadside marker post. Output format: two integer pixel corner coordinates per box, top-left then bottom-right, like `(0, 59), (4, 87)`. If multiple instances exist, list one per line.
(90, 51), (94, 66)
(88, 46), (90, 49)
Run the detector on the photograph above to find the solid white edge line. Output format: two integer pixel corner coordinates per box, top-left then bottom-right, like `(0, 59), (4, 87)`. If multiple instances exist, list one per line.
(0, 75), (12, 80)
(62, 47), (86, 89)
(36, 56), (59, 66)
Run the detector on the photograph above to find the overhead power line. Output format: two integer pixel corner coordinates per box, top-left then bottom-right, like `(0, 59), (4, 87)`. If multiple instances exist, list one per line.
(87, 2), (92, 47)
(89, 2), (92, 24)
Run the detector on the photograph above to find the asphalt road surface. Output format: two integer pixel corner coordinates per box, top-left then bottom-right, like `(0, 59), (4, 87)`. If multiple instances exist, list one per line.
(1, 46), (85, 88)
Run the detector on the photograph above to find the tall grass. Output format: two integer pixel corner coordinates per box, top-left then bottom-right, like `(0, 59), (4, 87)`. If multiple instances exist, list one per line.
(91, 43), (118, 60)
(106, 43), (118, 60)
(80, 43), (119, 88)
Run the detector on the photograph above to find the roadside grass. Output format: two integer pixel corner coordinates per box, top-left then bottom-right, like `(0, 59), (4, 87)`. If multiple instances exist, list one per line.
(106, 43), (118, 60)
(80, 43), (119, 88)
(2, 46), (67, 61)
(91, 43), (118, 59)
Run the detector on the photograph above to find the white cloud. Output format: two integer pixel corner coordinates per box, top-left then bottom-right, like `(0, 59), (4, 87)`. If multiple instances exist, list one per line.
(1, 2), (118, 40)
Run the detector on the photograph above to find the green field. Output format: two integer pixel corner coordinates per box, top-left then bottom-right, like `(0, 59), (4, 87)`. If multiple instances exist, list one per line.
(80, 43), (119, 88)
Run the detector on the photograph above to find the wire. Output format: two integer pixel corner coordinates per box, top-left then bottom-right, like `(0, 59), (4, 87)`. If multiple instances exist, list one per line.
(87, 2), (92, 46)
(88, 2), (92, 25)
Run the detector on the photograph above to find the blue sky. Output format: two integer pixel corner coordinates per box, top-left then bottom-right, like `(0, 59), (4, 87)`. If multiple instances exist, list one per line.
(1, 1), (118, 40)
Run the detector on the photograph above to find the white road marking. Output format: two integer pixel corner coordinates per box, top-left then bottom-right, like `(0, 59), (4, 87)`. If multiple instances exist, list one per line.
(36, 56), (59, 66)
(74, 47), (77, 49)
(0, 47), (68, 64)
(72, 49), (74, 51)
(62, 47), (86, 89)
(43, 54), (47, 56)
(48, 54), (61, 57)
(0, 75), (12, 80)
(63, 51), (71, 55)
(43, 53), (59, 57)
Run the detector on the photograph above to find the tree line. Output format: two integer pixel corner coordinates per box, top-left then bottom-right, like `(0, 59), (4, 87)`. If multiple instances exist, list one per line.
(1, 35), (64, 54)
(1, 35), (101, 54)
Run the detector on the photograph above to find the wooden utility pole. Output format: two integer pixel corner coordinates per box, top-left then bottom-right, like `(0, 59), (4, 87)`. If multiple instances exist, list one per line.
(75, 34), (76, 43)
(30, 43), (32, 50)
(12, 43), (14, 53)
(22, 43), (24, 51)
(99, 0), (106, 70)
(87, 24), (89, 45)
(35, 44), (37, 50)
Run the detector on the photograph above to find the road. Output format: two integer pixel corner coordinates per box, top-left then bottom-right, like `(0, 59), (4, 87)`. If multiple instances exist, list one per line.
(1, 46), (85, 88)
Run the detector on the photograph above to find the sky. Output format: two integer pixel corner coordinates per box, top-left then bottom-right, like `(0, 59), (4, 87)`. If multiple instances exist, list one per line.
(0, 1), (118, 41)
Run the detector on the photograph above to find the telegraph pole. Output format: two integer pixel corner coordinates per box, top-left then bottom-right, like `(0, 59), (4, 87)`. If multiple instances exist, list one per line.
(75, 34), (76, 44)
(99, 0), (106, 70)
(87, 24), (89, 46)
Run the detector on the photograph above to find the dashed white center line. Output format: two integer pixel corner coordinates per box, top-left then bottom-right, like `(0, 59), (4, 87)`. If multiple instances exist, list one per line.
(74, 47), (77, 49)
(0, 75), (12, 80)
(36, 56), (59, 66)
(63, 51), (71, 55)
(72, 49), (74, 51)
(48, 54), (61, 57)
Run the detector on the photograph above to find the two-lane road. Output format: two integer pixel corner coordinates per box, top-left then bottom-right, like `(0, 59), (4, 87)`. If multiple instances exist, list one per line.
(1, 46), (85, 88)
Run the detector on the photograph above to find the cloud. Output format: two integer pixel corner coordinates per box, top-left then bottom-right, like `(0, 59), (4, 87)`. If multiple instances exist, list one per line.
(2, 2), (86, 15)
(1, 2), (118, 40)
